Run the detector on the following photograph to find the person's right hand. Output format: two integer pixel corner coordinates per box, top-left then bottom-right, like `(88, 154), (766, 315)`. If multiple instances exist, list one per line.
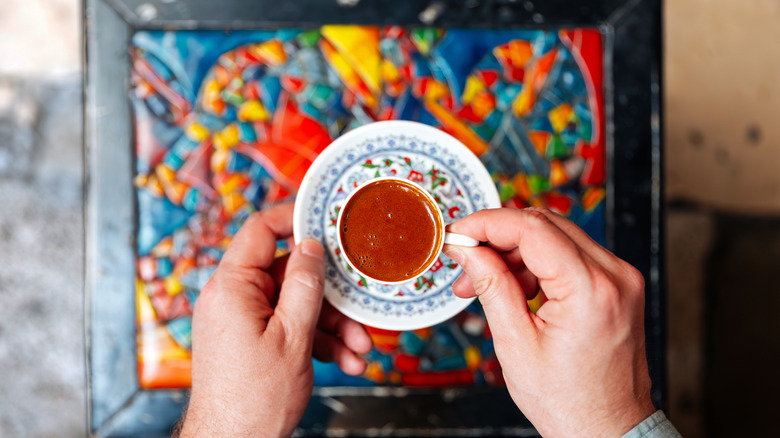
(443, 208), (655, 438)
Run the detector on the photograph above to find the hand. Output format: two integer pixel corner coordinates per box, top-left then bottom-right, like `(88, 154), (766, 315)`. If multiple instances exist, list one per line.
(443, 208), (655, 438)
(180, 203), (373, 437)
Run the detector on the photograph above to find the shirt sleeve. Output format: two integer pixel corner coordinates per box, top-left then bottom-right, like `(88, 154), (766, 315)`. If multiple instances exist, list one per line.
(621, 410), (682, 438)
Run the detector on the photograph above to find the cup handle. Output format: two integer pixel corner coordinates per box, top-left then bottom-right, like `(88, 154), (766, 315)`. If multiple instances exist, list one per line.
(443, 232), (479, 247)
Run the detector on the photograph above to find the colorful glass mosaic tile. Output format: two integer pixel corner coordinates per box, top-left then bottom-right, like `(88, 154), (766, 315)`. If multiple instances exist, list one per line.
(130, 26), (604, 389)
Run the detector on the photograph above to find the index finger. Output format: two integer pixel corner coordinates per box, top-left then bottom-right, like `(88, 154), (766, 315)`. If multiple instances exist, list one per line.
(220, 202), (295, 271)
(447, 208), (589, 288)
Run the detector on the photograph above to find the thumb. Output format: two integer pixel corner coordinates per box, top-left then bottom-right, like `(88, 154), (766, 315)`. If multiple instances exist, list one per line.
(444, 245), (535, 337)
(276, 238), (326, 335)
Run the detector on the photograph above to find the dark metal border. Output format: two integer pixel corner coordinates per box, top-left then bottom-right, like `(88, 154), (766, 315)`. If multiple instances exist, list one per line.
(85, 0), (662, 436)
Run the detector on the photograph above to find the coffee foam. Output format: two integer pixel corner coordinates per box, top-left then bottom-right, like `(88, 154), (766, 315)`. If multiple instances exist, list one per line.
(339, 179), (442, 282)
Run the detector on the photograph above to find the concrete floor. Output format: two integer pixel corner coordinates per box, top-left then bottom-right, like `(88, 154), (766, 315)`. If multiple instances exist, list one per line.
(1, 0), (779, 437)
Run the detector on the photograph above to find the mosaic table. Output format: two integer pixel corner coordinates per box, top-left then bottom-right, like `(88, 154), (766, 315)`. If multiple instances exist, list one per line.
(86, 0), (663, 436)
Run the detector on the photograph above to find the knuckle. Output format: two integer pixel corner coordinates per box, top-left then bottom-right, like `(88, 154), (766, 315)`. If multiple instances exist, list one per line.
(472, 271), (518, 309)
(589, 269), (625, 326)
(191, 275), (222, 318)
(472, 272), (505, 297)
(197, 275), (221, 304)
(525, 206), (553, 216)
(242, 211), (265, 229)
(289, 268), (325, 292)
(523, 208), (555, 230)
(591, 269), (620, 300)
(452, 251), (470, 271)
(621, 262), (645, 295)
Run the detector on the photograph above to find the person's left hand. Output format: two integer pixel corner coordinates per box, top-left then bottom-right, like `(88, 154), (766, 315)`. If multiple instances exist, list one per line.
(180, 203), (373, 437)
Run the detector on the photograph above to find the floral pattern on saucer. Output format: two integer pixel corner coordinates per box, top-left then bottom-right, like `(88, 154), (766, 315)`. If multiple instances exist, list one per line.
(302, 134), (490, 317)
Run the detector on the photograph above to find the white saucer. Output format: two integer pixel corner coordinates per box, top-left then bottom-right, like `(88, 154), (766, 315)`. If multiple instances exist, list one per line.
(293, 121), (500, 331)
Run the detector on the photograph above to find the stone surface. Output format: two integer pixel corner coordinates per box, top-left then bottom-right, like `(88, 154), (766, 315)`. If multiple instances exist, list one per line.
(0, 0), (84, 435)
(0, 79), (39, 177)
(0, 74), (86, 437)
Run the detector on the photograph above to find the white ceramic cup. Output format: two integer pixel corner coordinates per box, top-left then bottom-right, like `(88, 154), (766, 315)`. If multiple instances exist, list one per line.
(336, 176), (478, 284)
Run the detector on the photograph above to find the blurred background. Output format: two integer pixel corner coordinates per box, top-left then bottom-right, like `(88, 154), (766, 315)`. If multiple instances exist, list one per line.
(0, 0), (778, 436)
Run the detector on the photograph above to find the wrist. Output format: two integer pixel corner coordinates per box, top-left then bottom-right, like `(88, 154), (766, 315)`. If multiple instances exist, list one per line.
(588, 398), (657, 438)
(179, 397), (294, 438)
(538, 397), (656, 438)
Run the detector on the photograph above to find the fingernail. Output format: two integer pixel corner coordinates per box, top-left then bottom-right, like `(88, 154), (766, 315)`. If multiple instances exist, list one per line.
(443, 247), (464, 265)
(300, 238), (324, 257)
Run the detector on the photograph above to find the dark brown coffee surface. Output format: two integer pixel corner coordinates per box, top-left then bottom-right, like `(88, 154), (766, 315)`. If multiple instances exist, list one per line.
(339, 179), (442, 282)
